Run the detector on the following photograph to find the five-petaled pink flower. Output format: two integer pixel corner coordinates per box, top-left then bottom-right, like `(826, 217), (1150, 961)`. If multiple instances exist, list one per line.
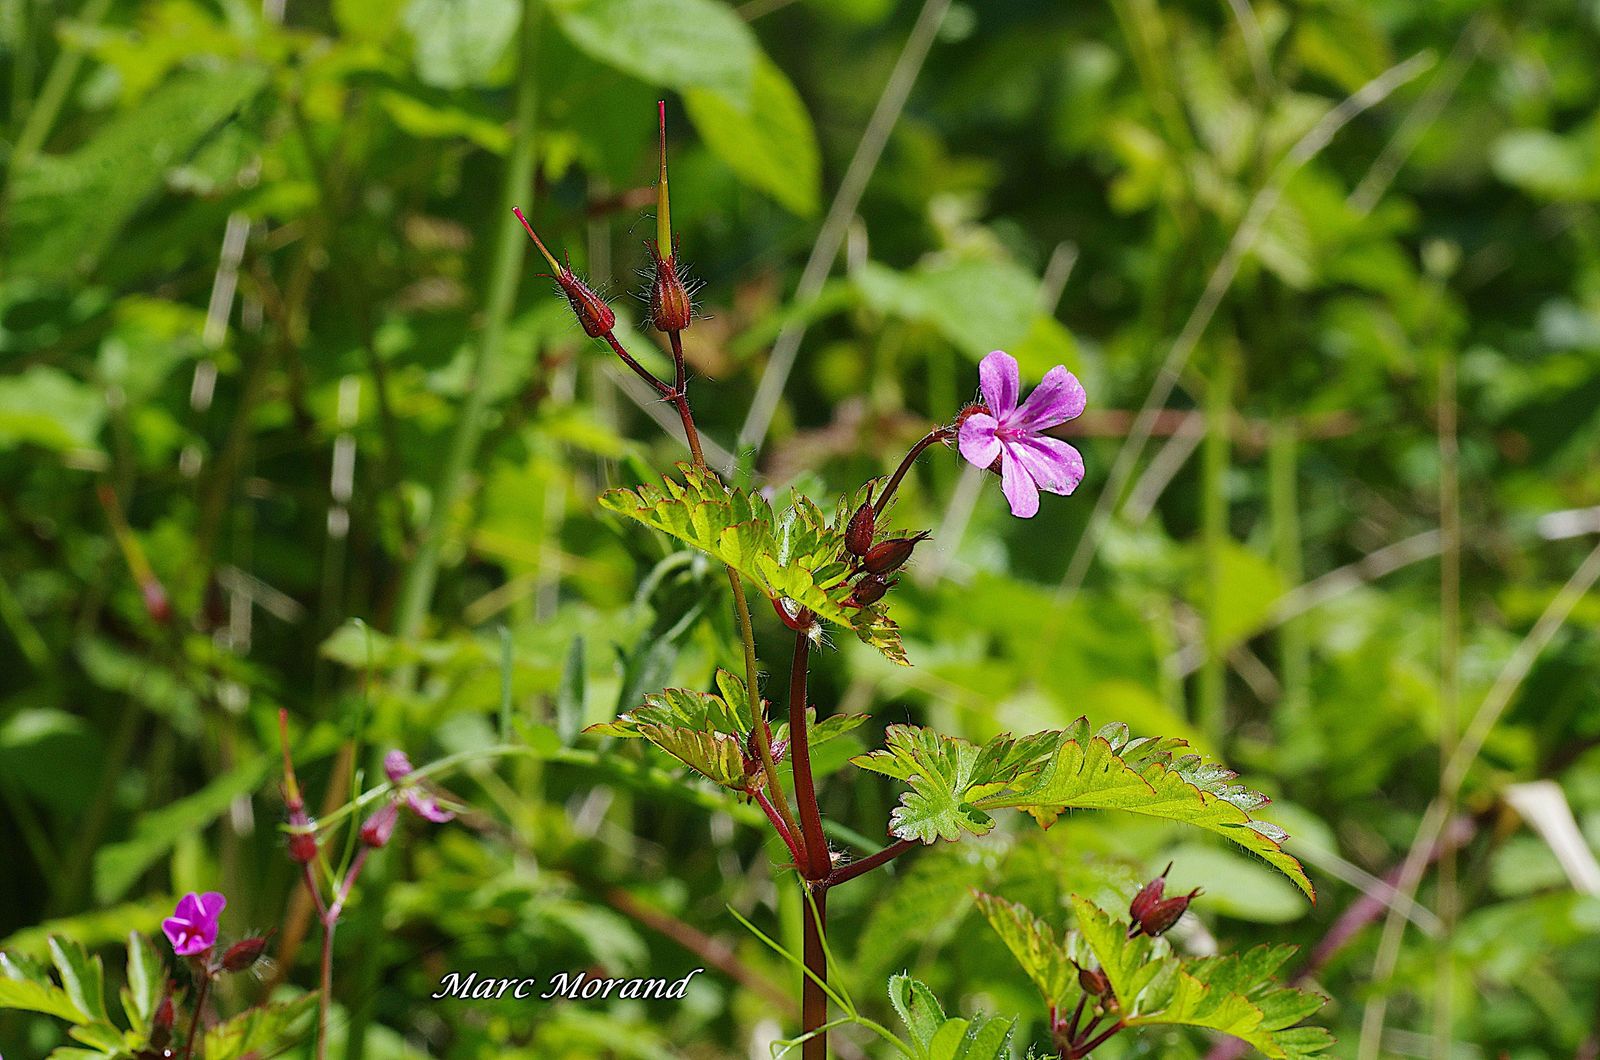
(384, 751), (455, 823)
(163, 891), (226, 957)
(958, 350), (1086, 518)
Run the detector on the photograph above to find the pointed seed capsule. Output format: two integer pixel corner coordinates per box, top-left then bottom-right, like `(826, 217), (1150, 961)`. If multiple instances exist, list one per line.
(844, 500), (876, 557)
(513, 207), (616, 338)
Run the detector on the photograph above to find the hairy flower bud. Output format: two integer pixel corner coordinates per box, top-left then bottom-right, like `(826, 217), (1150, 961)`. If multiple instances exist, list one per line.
(648, 244), (693, 333)
(557, 271), (617, 338)
(860, 531), (931, 575)
(1127, 862), (1200, 938)
(222, 935), (269, 973)
(846, 573), (895, 608)
(360, 801), (400, 848)
(844, 500), (875, 558)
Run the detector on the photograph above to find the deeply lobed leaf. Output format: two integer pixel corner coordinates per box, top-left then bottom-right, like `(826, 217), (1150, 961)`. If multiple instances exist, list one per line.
(851, 720), (1311, 898)
(599, 464), (908, 664)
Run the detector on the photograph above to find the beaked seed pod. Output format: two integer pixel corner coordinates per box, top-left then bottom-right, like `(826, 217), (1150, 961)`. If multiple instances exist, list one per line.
(648, 244), (693, 333)
(844, 500), (876, 557)
(860, 531), (931, 575)
(556, 271), (617, 338)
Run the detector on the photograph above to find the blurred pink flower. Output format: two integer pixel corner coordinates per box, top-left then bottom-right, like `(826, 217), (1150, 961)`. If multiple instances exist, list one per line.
(384, 750), (455, 823)
(163, 891), (225, 956)
(958, 350), (1086, 518)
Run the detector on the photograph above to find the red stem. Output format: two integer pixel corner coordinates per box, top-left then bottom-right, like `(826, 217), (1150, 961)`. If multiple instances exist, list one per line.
(181, 967), (211, 1060)
(801, 882), (829, 1060)
(754, 788), (804, 867)
(874, 428), (952, 517)
(825, 838), (918, 887)
(1073, 1020), (1124, 1058)
(667, 331), (705, 466)
(788, 631), (830, 880)
(602, 331), (674, 398)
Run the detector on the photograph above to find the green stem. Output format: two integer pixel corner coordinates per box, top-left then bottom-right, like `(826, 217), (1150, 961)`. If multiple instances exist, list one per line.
(8, 0), (114, 168)
(1267, 421), (1308, 727)
(391, 0), (541, 661)
(1198, 346), (1233, 744)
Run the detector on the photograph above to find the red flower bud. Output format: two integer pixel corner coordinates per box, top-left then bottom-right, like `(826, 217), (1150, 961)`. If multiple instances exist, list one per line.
(222, 935), (270, 973)
(845, 573), (895, 608)
(860, 531), (931, 575)
(648, 243), (693, 333)
(141, 578), (173, 625)
(285, 804), (318, 864)
(1127, 862), (1200, 938)
(844, 500), (875, 558)
(360, 801), (400, 848)
(1077, 963), (1111, 999)
(152, 992), (175, 1044)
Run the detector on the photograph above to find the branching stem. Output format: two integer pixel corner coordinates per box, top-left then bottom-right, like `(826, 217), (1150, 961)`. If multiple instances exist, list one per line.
(874, 428), (952, 517)
(825, 838), (917, 887)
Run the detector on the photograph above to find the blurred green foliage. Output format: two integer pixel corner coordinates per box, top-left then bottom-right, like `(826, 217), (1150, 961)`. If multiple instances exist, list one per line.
(2, 0), (1600, 1056)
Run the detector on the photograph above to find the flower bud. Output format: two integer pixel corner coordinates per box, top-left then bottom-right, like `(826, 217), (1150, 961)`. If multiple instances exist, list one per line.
(151, 992), (175, 1046)
(860, 531), (931, 575)
(1077, 964), (1111, 999)
(648, 244), (693, 333)
(141, 578), (173, 625)
(1127, 862), (1200, 938)
(845, 573), (894, 608)
(285, 802), (318, 864)
(360, 801), (400, 848)
(222, 935), (269, 973)
(844, 500), (875, 558)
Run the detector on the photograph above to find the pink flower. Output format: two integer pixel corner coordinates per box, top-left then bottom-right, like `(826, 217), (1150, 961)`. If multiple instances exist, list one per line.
(383, 750), (455, 823)
(163, 891), (226, 957)
(958, 350), (1086, 518)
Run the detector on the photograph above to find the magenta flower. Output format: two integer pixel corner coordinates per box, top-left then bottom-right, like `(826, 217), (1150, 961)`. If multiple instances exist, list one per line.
(384, 750), (455, 823)
(958, 350), (1086, 518)
(163, 891), (226, 957)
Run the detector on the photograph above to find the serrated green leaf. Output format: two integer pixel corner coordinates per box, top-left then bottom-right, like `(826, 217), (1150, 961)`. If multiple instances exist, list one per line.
(1069, 896), (1332, 1059)
(0, 975), (87, 1022)
(585, 670), (755, 790)
(48, 937), (108, 1026)
(122, 932), (163, 1031)
(888, 974), (945, 1052)
(971, 891), (1077, 1011)
(599, 464), (908, 664)
(852, 721), (1311, 899)
(202, 993), (317, 1060)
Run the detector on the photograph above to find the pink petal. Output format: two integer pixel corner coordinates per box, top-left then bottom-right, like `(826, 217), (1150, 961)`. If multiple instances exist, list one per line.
(958, 414), (1002, 470)
(384, 750), (414, 783)
(406, 791), (455, 823)
(999, 448), (1040, 518)
(161, 917), (188, 947)
(1008, 435), (1085, 496)
(1010, 366), (1086, 431)
(195, 892), (227, 921)
(978, 351), (1020, 416)
(173, 893), (201, 921)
